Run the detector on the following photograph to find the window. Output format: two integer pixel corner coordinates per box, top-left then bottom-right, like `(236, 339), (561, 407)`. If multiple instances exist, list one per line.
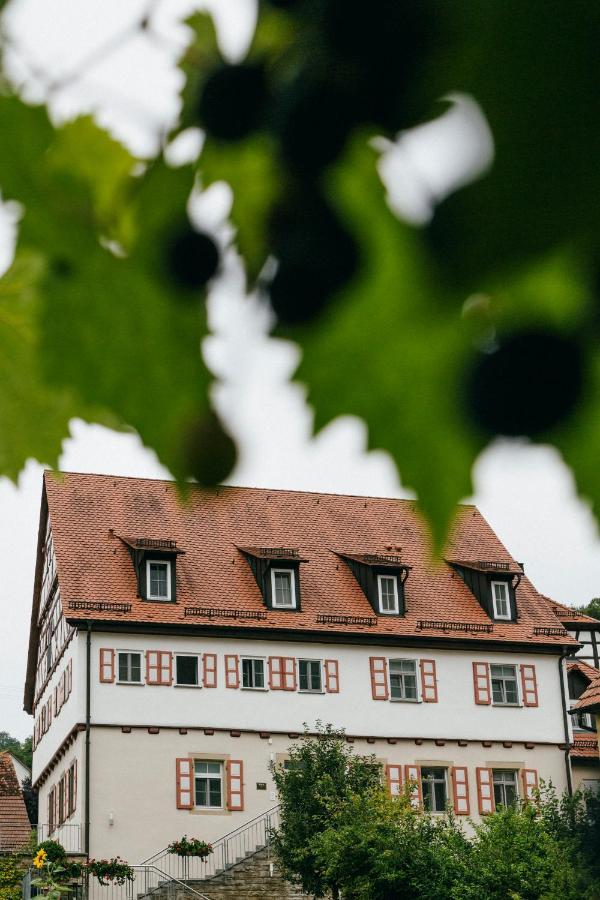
(421, 768), (448, 813)
(242, 658), (265, 689)
(389, 659), (418, 701)
(271, 568), (296, 609)
(146, 560), (171, 601)
(48, 788), (55, 833)
(175, 655), (199, 686)
(194, 760), (223, 808)
(58, 776), (65, 824)
(573, 710), (595, 730)
(491, 581), (510, 619)
(377, 575), (399, 614)
(67, 763), (76, 816)
(493, 770), (518, 807)
(490, 664), (519, 705)
(117, 651), (142, 683)
(299, 659), (322, 692)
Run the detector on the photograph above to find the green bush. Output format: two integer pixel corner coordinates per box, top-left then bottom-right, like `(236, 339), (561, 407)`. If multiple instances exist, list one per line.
(0, 853), (27, 900)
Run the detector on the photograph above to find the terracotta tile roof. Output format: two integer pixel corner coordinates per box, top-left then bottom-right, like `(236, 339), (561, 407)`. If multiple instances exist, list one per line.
(35, 471), (579, 655)
(567, 659), (599, 681)
(570, 732), (599, 759)
(572, 674), (600, 713)
(0, 753), (31, 852)
(543, 595), (600, 626)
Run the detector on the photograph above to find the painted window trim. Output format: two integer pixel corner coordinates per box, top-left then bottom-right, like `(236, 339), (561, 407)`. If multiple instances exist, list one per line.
(270, 567), (297, 609)
(116, 650), (143, 684)
(421, 767), (449, 815)
(240, 656), (267, 691)
(388, 657), (420, 703)
(146, 559), (172, 601)
(174, 653), (202, 688)
(490, 663), (521, 707)
(298, 658), (324, 693)
(194, 759), (225, 810)
(377, 573), (400, 615)
(491, 580), (511, 620)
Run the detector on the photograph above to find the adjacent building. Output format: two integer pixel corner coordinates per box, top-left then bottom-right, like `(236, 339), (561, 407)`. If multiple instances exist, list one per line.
(24, 472), (578, 864)
(0, 752), (32, 854)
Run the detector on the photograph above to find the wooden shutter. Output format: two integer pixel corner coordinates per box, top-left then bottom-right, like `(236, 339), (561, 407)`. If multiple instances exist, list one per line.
(521, 769), (539, 801)
(227, 760), (244, 811)
(520, 665), (539, 707)
(324, 659), (340, 693)
(268, 656), (283, 690)
(386, 764), (403, 797)
(146, 650), (160, 684)
(419, 659), (438, 702)
(41, 707), (46, 734)
(451, 767), (470, 815)
(472, 662), (491, 705)
(68, 659), (73, 695)
(225, 655), (240, 689)
(72, 761), (78, 814)
(203, 653), (217, 688)
(64, 771), (70, 821)
(175, 758), (194, 809)
(369, 657), (389, 700)
(47, 698), (52, 728)
(476, 767), (495, 815)
(99, 648), (115, 683)
(403, 765), (422, 808)
(160, 652), (173, 685)
(53, 685), (58, 717)
(282, 657), (297, 691)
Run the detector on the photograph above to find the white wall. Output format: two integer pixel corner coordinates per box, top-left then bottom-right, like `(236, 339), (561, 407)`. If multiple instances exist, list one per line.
(89, 633), (567, 744)
(37, 731), (85, 848)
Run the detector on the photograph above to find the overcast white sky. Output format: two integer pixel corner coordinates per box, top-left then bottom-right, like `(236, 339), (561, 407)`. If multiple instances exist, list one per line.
(1, 0), (600, 740)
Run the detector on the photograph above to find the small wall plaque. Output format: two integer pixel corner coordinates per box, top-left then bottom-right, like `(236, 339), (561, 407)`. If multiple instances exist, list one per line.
(256, 782), (267, 790)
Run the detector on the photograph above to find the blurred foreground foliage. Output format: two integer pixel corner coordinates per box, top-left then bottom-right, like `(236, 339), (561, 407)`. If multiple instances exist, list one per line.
(0, 1), (599, 544)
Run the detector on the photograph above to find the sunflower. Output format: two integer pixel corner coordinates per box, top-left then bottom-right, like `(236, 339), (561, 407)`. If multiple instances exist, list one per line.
(33, 849), (47, 869)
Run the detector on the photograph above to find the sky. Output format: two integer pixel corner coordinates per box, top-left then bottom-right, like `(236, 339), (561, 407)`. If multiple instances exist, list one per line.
(1, 0), (600, 740)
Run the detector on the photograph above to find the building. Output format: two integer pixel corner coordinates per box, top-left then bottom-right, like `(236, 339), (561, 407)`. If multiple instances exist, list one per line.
(0, 752), (32, 854)
(24, 472), (578, 865)
(568, 660), (600, 792)
(543, 597), (600, 668)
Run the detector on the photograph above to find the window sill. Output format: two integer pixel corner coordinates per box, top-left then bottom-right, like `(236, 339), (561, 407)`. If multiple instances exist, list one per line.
(241, 686), (268, 691)
(298, 689), (325, 694)
(389, 698), (420, 704)
(116, 681), (144, 686)
(141, 598), (178, 605)
(492, 702), (521, 708)
(175, 683), (202, 689)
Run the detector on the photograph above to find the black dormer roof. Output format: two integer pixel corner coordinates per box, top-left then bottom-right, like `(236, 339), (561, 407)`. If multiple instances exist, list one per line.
(448, 559), (522, 622)
(336, 552), (411, 617)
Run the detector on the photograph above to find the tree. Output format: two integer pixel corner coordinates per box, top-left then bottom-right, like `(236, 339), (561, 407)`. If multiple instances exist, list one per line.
(1, 2), (600, 544)
(0, 732), (32, 769)
(575, 597), (600, 620)
(269, 723), (382, 898)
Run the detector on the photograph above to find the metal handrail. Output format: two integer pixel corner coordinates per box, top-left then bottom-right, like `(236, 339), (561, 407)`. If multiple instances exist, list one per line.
(131, 865), (212, 900)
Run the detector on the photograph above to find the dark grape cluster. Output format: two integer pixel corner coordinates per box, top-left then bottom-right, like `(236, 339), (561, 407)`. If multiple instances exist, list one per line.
(183, 411), (237, 487)
(165, 226), (220, 293)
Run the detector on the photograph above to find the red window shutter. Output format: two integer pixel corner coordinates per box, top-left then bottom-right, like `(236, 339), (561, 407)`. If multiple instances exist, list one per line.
(53, 686), (58, 717)
(451, 767), (470, 815)
(403, 765), (422, 808)
(64, 772), (70, 821)
(324, 660), (340, 693)
(47, 698), (52, 728)
(67, 660), (73, 697)
(227, 760), (244, 811)
(282, 657), (297, 691)
(386, 764), (403, 797)
(160, 652), (173, 685)
(419, 659), (438, 702)
(146, 650), (160, 684)
(521, 769), (539, 801)
(520, 665), (539, 707)
(225, 655), (240, 689)
(99, 648), (115, 683)
(472, 662), (491, 705)
(175, 758), (194, 809)
(203, 653), (218, 688)
(476, 767), (495, 815)
(72, 761), (77, 814)
(369, 657), (389, 700)
(41, 707), (46, 734)
(268, 656), (283, 690)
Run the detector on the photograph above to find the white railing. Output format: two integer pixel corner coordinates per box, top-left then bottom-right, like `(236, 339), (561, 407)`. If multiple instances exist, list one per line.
(24, 865), (212, 900)
(143, 805), (281, 882)
(37, 823), (84, 854)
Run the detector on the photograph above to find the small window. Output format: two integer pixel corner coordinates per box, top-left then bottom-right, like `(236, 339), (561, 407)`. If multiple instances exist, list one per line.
(58, 777), (65, 824)
(194, 760), (223, 808)
(421, 767), (448, 813)
(490, 664), (519, 705)
(117, 651), (142, 684)
(146, 560), (171, 601)
(573, 711), (595, 731)
(271, 568), (296, 609)
(491, 581), (510, 620)
(67, 763), (76, 817)
(377, 574), (399, 614)
(389, 659), (418, 701)
(298, 659), (322, 692)
(175, 655), (200, 687)
(493, 769), (518, 807)
(242, 658), (265, 689)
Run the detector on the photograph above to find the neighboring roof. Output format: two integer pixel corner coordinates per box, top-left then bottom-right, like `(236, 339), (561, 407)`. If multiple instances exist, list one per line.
(543, 596), (600, 627)
(570, 732), (599, 760)
(567, 658), (599, 681)
(572, 674), (600, 713)
(0, 752), (31, 852)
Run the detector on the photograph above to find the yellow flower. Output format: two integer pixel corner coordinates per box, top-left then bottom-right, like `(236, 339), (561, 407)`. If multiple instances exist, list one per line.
(33, 849), (47, 869)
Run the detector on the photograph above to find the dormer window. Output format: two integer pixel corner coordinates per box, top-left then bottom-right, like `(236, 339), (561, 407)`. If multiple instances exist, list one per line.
(377, 574), (399, 615)
(271, 569), (296, 609)
(147, 560), (171, 601)
(491, 581), (510, 620)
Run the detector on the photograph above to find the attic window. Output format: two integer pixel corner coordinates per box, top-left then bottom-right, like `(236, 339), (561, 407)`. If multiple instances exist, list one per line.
(377, 575), (399, 615)
(491, 581), (510, 620)
(337, 552), (410, 618)
(271, 569), (296, 609)
(239, 547), (305, 612)
(117, 535), (183, 602)
(147, 560), (171, 601)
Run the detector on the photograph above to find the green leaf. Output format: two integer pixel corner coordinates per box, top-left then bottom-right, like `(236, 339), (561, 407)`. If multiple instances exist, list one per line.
(288, 137), (484, 546)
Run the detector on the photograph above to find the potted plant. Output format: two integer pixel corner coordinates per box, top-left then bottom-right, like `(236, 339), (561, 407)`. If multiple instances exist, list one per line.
(85, 857), (134, 886)
(166, 837), (213, 859)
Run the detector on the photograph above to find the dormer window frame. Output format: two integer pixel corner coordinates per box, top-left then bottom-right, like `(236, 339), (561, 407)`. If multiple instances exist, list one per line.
(239, 547), (305, 613)
(448, 560), (520, 623)
(270, 567), (297, 610)
(377, 573), (400, 615)
(491, 580), (511, 621)
(337, 553), (410, 618)
(146, 559), (172, 602)
(118, 536), (182, 604)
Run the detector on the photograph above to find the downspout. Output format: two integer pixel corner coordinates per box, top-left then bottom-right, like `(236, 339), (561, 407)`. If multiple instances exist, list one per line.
(558, 649), (573, 796)
(85, 621), (92, 857)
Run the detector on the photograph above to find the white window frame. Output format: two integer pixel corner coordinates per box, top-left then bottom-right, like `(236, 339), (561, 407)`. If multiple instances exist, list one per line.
(490, 663), (520, 706)
(194, 760), (224, 809)
(241, 656), (267, 690)
(146, 559), (172, 601)
(491, 580), (511, 620)
(388, 658), (419, 702)
(271, 568), (297, 609)
(421, 767), (448, 814)
(174, 653), (202, 688)
(117, 650), (143, 684)
(492, 769), (519, 807)
(298, 659), (323, 693)
(377, 574), (399, 615)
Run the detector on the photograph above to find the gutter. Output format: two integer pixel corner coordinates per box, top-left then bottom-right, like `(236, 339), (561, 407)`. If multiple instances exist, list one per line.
(558, 649), (573, 795)
(85, 621), (92, 858)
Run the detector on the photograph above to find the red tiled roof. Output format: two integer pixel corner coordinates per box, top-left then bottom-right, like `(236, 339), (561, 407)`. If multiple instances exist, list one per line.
(572, 675), (600, 713)
(543, 595), (600, 626)
(570, 732), (599, 759)
(0, 753), (31, 852)
(36, 472), (577, 650)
